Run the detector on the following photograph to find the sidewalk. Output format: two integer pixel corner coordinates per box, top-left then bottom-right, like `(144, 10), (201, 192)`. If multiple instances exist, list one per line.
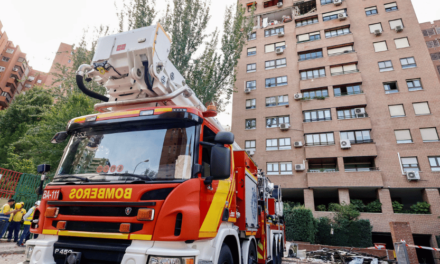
(0, 239), (25, 254)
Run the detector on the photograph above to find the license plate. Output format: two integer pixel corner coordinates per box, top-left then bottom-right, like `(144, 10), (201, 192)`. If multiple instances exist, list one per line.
(42, 189), (61, 200)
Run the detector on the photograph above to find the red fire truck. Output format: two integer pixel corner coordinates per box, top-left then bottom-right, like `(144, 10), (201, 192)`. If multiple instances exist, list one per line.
(23, 24), (285, 264)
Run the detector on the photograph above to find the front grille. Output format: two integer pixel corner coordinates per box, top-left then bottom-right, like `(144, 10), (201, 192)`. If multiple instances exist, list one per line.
(58, 205), (140, 217)
(53, 221), (143, 233)
(54, 236), (131, 264)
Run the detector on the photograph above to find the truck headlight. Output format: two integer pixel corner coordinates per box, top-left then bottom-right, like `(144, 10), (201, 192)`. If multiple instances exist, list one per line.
(148, 256), (194, 264)
(25, 245), (35, 261)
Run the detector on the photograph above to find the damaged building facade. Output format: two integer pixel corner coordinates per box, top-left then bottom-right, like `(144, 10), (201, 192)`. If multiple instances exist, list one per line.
(233, 0), (440, 262)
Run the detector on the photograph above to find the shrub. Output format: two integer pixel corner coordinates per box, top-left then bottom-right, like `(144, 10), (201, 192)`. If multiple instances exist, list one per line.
(316, 204), (326, 211)
(351, 199), (366, 212)
(410, 202), (431, 214)
(315, 217), (332, 245)
(284, 206), (316, 243)
(328, 203), (340, 212)
(392, 201), (404, 213)
(365, 200), (382, 213)
(347, 219), (373, 247)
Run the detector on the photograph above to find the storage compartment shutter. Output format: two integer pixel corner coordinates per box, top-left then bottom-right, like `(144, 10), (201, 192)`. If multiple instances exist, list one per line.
(384, 2), (397, 8)
(395, 38), (409, 48)
(413, 102), (430, 115)
(389, 105), (405, 116)
(395, 130), (411, 141)
(328, 45), (353, 55)
(401, 157), (418, 165)
(420, 128), (439, 141)
(365, 7), (377, 11)
(265, 44), (275, 53)
(323, 9), (345, 17)
(374, 41), (388, 52)
(248, 47), (256, 53)
(275, 42), (285, 47)
(330, 66), (343, 74)
(298, 34), (310, 42)
(369, 23), (382, 33)
(389, 19), (403, 29)
(309, 32), (320, 36)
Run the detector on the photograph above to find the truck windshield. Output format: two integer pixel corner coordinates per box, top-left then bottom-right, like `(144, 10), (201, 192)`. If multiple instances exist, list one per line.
(56, 123), (196, 182)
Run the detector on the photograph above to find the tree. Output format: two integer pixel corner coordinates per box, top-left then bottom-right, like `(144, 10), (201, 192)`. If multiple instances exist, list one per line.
(116, 0), (157, 32)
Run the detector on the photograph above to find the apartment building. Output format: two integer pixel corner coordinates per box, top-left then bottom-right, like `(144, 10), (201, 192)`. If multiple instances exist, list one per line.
(420, 20), (440, 81)
(233, 0), (440, 260)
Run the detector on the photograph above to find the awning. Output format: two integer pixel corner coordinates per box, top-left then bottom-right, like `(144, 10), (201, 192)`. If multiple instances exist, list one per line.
(247, 2), (257, 6)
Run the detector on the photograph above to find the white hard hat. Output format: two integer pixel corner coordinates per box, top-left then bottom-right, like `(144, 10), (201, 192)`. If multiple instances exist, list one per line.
(35, 201), (41, 206)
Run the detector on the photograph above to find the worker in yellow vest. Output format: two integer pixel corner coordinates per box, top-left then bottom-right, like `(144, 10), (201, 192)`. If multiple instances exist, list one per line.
(0, 199), (19, 239)
(7, 202), (25, 243)
(17, 201), (40, 247)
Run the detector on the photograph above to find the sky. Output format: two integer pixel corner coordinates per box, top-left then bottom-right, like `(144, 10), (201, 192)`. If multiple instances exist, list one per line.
(0, 0), (439, 127)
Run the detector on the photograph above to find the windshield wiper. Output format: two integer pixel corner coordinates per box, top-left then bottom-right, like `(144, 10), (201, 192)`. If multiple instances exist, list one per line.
(99, 173), (153, 181)
(55, 175), (90, 182)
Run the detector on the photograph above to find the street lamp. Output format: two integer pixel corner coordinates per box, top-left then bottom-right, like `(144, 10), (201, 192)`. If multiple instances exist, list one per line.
(133, 160), (149, 174)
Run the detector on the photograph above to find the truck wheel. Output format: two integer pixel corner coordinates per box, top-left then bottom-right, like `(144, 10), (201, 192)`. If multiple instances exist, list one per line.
(218, 244), (234, 264)
(272, 240), (278, 264)
(248, 241), (257, 264)
(278, 237), (283, 261)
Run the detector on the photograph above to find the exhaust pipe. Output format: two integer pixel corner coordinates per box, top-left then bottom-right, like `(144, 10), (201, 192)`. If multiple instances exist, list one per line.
(76, 64), (109, 102)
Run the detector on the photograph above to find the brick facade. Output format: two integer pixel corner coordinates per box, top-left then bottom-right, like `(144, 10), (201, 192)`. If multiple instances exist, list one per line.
(390, 222), (419, 264)
(420, 20), (440, 81)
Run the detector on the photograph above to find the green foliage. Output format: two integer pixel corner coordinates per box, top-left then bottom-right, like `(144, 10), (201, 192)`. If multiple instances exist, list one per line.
(347, 219), (373, 247)
(365, 200), (382, 213)
(392, 201), (404, 213)
(410, 202), (431, 214)
(350, 199), (366, 212)
(284, 206), (316, 243)
(316, 204), (326, 211)
(331, 203), (360, 223)
(116, 0), (157, 32)
(328, 203), (340, 212)
(315, 217), (332, 245)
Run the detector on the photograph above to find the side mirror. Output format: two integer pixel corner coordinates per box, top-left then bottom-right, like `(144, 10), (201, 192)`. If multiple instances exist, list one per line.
(51, 131), (68, 144)
(37, 164), (51, 174)
(210, 145), (231, 180)
(214, 132), (234, 145)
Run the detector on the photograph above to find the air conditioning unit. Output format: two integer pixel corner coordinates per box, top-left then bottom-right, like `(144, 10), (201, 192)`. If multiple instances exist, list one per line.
(354, 108), (366, 115)
(338, 13), (347, 20)
(405, 171), (420, 181)
(277, 2), (283, 8)
(280, 123), (290, 131)
(334, 0), (342, 6)
(374, 29), (382, 36)
(294, 93), (303, 100)
(294, 141), (303, 148)
(295, 164), (305, 171)
(246, 149), (255, 156)
(395, 25), (403, 32)
(276, 48), (284, 54)
(12, 68), (18, 72)
(278, 32), (285, 37)
(340, 139), (351, 149)
(245, 88), (251, 94)
(28, 76), (35, 81)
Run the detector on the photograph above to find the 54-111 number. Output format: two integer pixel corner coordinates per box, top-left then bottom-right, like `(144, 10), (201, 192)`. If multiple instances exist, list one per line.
(42, 189), (60, 200)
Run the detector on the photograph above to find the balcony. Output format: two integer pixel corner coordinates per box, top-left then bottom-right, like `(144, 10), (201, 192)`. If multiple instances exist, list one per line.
(293, 0), (317, 19)
(298, 51), (358, 71)
(297, 33), (354, 53)
(304, 117), (372, 134)
(0, 96), (9, 108)
(305, 143), (377, 159)
(307, 170), (383, 188)
(259, 8), (293, 30)
(301, 92), (366, 111)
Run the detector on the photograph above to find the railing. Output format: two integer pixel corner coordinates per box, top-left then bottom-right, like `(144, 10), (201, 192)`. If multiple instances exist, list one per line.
(331, 69), (359, 76)
(328, 50), (355, 57)
(304, 117), (332, 122)
(296, 21), (318, 28)
(308, 168), (339, 173)
(305, 141), (335, 146)
(325, 32), (351, 39)
(299, 54), (324, 61)
(344, 167), (379, 172)
(300, 74), (326, 80)
(297, 37), (321, 44)
(337, 113), (369, 119)
(334, 90), (364, 97)
(345, 139), (374, 144)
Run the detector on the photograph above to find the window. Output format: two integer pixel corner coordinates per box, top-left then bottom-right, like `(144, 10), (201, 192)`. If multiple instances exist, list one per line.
(28, 76), (35, 81)
(246, 99), (256, 109)
(321, 0), (333, 5)
(6, 48), (14, 54)
(378, 60), (393, 72)
(365, 7), (378, 16)
(401, 157), (419, 172)
(420, 128), (439, 142)
(389, 105), (405, 117)
(413, 102), (430, 115)
(265, 42), (286, 53)
(265, 76), (287, 87)
(0, 66), (5, 72)
(369, 23), (383, 34)
(201, 126), (216, 178)
(406, 79), (423, 91)
(246, 80), (256, 90)
(298, 50), (323, 61)
(431, 51), (440, 60)
(422, 28), (438, 37)
(266, 95), (288, 107)
(265, 27), (284, 37)
(384, 81), (398, 94)
(327, 45), (353, 56)
(389, 19), (403, 30)
(341, 130), (372, 144)
(330, 64), (358, 76)
(245, 140), (256, 150)
(300, 68), (326, 80)
(400, 57), (416, 69)
(266, 138), (292, 150)
(68, 59), (72, 63)
(304, 109), (331, 122)
(17, 57), (25, 63)
(334, 84), (362, 96)
(337, 107), (367, 119)
(267, 162), (293, 175)
(374, 41), (388, 52)
(266, 116), (290, 128)
(303, 88), (329, 99)
(305, 133), (335, 146)
(246, 119), (256, 130)
(25, 84), (32, 88)
(37, 80), (42, 84)
(428, 157), (440, 171)
(325, 27), (350, 39)
(248, 32), (256, 40)
(247, 47), (256, 56)
(247, 63), (256, 73)
(297, 32), (320, 43)
(1, 92), (11, 102)
(264, 0), (278, 8)
(395, 130), (413, 143)
(2, 57), (10, 62)
(265, 58), (286, 70)
(323, 9), (346, 21)
(296, 17), (319, 27)
(394, 38), (409, 49)
(385, 2), (398, 12)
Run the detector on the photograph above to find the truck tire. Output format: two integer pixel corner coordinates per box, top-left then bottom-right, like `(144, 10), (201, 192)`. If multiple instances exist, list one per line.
(272, 240), (278, 264)
(278, 236), (283, 261)
(218, 244), (234, 264)
(248, 241), (257, 264)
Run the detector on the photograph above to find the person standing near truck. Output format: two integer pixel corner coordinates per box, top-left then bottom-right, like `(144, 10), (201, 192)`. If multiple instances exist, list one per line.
(7, 202), (25, 242)
(17, 200), (40, 247)
(0, 199), (18, 239)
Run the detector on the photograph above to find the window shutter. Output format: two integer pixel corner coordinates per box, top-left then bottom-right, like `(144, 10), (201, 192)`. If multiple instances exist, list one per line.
(298, 34), (309, 42)
(374, 41), (388, 52)
(323, 9), (345, 17)
(265, 44), (275, 53)
(421, 128), (439, 141)
(395, 130), (411, 141)
(248, 47), (256, 53)
(275, 42), (285, 47)
(369, 23), (382, 33)
(343, 64), (357, 71)
(384, 2), (397, 8)
(309, 32), (320, 36)
(395, 38), (409, 49)
(246, 100), (251, 107)
(330, 66), (343, 74)
(389, 19), (403, 29)
(365, 7), (377, 11)
(401, 157), (418, 165)
(413, 102), (430, 115)
(389, 105), (405, 116)
(328, 46), (353, 54)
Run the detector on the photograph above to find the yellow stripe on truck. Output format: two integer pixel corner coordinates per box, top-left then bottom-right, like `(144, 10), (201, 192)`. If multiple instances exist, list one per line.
(42, 229), (58, 235)
(130, 234), (152, 240)
(199, 180), (230, 237)
(58, 230), (129, 240)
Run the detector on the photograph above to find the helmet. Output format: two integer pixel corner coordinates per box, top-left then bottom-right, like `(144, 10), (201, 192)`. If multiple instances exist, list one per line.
(35, 201), (41, 206)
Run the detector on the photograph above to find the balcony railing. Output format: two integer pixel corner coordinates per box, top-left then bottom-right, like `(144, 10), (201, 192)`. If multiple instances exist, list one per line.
(300, 74), (326, 80)
(334, 90), (364, 97)
(344, 167), (379, 172)
(328, 50), (355, 57)
(305, 141), (335, 146)
(308, 168), (339, 173)
(344, 139), (374, 144)
(304, 117), (332, 122)
(337, 113), (369, 120)
(331, 69), (359, 76)
(299, 54), (324, 62)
